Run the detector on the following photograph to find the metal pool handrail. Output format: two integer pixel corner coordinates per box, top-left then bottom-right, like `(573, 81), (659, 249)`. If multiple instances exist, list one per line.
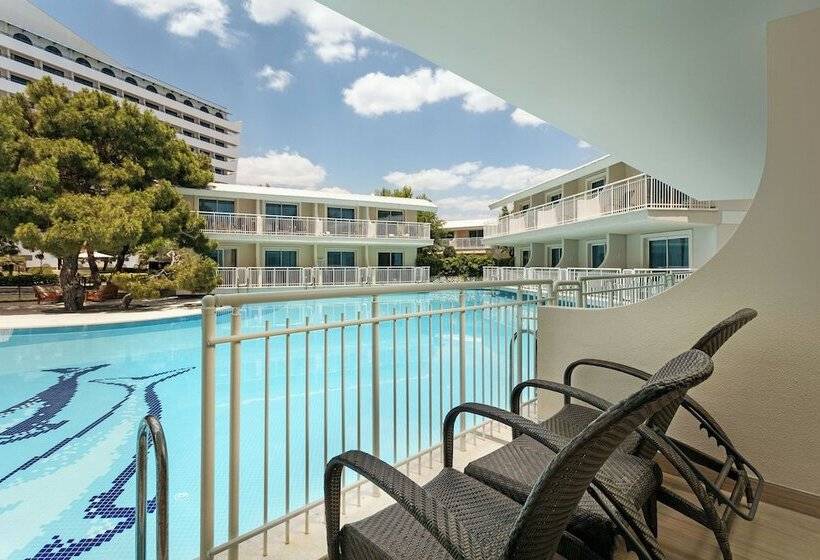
(135, 415), (169, 560)
(199, 279), (553, 560)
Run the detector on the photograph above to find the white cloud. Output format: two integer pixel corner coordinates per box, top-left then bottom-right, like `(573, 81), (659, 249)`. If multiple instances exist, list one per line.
(384, 161), (566, 192)
(256, 65), (293, 91)
(468, 165), (566, 191)
(343, 67), (506, 117)
(510, 108), (546, 127)
(244, 0), (378, 62)
(434, 195), (496, 220)
(577, 139), (592, 149)
(237, 150), (326, 187)
(111, 0), (232, 45)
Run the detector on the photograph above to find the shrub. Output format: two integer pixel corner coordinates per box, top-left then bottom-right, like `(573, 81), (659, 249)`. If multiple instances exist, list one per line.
(166, 249), (219, 294)
(111, 273), (174, 300)
(0, 272), (58, 286)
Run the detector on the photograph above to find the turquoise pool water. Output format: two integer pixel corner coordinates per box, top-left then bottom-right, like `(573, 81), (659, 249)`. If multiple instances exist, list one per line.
(0, 289), (535, 560)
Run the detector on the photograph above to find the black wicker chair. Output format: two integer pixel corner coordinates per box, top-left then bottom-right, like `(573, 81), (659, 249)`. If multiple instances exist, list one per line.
(462, 308), (760, 560)
(325, 350), (714, 560)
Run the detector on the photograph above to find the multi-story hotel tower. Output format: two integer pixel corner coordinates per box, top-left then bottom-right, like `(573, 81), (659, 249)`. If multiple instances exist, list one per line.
(0, 0), (241, 182)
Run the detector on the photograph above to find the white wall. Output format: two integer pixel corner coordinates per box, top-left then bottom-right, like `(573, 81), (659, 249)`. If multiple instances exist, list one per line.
(537, 10), (820, 495)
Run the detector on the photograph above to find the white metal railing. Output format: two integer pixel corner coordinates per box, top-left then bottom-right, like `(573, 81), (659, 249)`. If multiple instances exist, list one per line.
(483, 267), (694, 308)
(484, 174), (715, 238)
(368, 266), (431, 284)
(446, 237), (489, 250)
(217, 266), (431, 288)
(483, 266), (622, 283)
(199, 279), (550, 559)
(199, 212), (431, 240)
(552, 270), (693, 308)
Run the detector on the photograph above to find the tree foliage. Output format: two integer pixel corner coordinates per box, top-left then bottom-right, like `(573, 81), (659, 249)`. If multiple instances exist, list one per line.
(0, 78), (214, 310)
(374, 185), (447, 244)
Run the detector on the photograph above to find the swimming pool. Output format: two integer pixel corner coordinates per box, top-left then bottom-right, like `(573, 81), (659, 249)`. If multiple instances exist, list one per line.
(0, 289), (536, 560)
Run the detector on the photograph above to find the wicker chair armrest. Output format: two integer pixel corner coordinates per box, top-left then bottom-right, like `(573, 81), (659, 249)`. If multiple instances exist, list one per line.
(563, 358), (651, 405)
(511, 379), (613, 419)
(324, 450), (491, 560)
(442, 402), (573, 467)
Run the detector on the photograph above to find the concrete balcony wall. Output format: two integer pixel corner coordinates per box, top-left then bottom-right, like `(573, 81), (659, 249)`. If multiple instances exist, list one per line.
(536, 11), (820, 498)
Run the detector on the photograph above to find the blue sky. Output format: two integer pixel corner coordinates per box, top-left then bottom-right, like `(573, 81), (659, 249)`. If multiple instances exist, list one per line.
(32, 0), (602, 219)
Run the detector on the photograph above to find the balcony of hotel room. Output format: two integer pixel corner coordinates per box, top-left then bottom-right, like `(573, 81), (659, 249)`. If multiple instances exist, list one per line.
(180, 190), (433, 245)
(442, 220), (493, 252)
(482, 158), (750, 253)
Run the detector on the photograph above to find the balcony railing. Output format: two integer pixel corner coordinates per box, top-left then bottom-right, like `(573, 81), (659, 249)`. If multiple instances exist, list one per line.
(483, 266), (693, 307)
(446, 237), (490, 250)
(199, 212), (431, 241)
(484, 174), (715, 238)
(199, 279), (546, 559)
(217, 266), (431, 288)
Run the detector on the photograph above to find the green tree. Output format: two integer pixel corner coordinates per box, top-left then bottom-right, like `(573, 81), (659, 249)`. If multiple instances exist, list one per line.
(374, 185), (447, 244)
(1, 78), (213, 310)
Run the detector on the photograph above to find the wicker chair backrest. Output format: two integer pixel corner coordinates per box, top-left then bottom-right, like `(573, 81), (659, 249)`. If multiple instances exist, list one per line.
(506, 349), (713, 560)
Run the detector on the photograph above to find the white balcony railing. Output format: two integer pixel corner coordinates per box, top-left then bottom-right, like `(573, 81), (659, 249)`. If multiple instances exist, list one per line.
(217, 266), (431, 288)
(484, 174), (715, 238)
(199, 212), (431, 241)
(482, 266), (623, 283)
(446, 237), (490, 250)
(482, 266), (694, 307)
(199, 279), (547, 559)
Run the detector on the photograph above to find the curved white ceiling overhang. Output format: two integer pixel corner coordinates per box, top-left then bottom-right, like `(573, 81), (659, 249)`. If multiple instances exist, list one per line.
(319, 1), (820, 200)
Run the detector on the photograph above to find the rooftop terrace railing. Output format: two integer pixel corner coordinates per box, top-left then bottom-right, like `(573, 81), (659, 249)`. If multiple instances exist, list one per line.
(199, 279), (550, 560)
(484, 174), (715, 238)
(199, 212), (431, 241)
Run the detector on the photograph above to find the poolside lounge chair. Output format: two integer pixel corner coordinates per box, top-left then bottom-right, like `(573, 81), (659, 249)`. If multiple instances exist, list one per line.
(325, 350), (714, 560)
(85, 282), (119, 302)
(462, 308), (759, 560)
(33, 285), (63, 304)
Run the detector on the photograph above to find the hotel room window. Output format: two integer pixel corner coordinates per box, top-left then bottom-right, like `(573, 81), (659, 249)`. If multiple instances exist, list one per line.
(648, 236), (690, 268)
(327, 251), (356, 267)
(327, 207), (355, 219)
(266, 203), (298, 216)
(589, 242), (607, 268)
(377, 210), (404, 221)
(198, 199), (235, 214)
(378, 252), (404, 266)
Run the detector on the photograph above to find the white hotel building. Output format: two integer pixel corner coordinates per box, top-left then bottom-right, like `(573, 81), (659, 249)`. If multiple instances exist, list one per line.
(483, 155), (750, 279)
(0, 0), (240, 182)
(180, 183), (435, 289)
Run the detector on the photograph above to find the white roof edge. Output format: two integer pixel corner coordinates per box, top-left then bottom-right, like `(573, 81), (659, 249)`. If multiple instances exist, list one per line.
(488, 154), (619, 210)
(443, 219), (493, 229)
(178, 183), (438, 211)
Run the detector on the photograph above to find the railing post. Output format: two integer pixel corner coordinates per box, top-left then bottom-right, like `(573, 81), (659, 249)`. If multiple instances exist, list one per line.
(371, 295), (381, 463)
(200, 298), (216, 560)
(228, 306), (242, 560)
(515, 286), (523, 385)
(458, 289), (467, 450)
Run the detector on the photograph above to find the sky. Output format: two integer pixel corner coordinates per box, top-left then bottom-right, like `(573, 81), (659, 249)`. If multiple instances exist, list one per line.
(31, 0), (603, 219)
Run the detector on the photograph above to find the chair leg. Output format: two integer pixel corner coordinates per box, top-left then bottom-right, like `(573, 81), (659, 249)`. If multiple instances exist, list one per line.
(642, 496), (658, 537)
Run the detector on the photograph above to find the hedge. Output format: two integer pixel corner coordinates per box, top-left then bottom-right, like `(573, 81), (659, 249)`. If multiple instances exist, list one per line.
(0, 273), (59, 286)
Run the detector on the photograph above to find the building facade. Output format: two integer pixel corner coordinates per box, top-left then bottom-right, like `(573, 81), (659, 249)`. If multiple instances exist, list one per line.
(0, 1), (241, 182)
(179, 183), (435, 289)
(484, 155), (750, 271)
(442, 219), (493, 253)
